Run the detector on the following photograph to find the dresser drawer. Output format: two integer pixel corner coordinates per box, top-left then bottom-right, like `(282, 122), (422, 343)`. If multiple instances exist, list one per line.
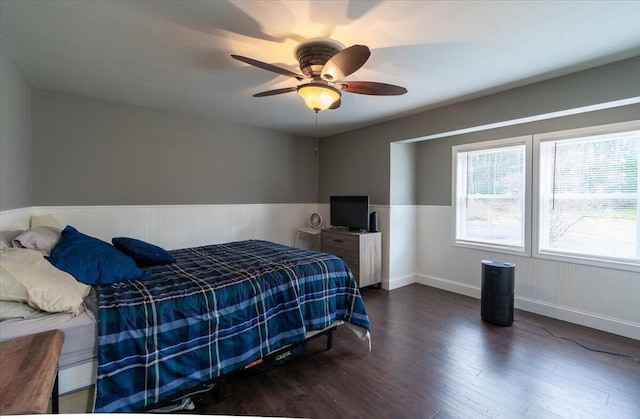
(321, 240), (358, 259)
(321, 231), (358, 265)
(322, 248), (360, 281)
(345, 262), (360, 280)
(321, 230), (360, 249)
(320, 228), (381, 288)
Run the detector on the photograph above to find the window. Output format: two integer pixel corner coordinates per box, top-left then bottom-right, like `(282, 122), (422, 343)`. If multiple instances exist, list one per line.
(453, 137), (530, 254)
(451, 121), (639, 271)
(535, 122), (639, 268)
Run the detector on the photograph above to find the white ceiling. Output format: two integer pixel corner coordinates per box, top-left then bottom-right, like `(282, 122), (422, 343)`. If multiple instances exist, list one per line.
(1, 0), (639, 137)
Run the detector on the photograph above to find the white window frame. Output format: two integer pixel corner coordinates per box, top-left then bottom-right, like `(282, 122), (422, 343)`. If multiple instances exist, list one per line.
(452, 136), (532, 256)
(532, 120), (640, 272)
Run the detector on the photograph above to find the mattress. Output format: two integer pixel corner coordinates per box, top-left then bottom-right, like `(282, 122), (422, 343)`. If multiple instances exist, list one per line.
(0, 309), (97, 368)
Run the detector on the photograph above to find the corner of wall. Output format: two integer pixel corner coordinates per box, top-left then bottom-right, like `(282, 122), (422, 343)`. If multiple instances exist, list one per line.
(0, 36), (32, 211)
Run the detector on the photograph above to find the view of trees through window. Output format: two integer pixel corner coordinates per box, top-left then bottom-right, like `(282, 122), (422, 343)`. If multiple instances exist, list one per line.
(456, 143), (526, 250)
(538, 132), (639, 261)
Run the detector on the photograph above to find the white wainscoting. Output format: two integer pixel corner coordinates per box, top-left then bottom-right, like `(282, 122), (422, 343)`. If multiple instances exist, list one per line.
(20, 204), (320, 250)
(5, 204), (636, 339)
(4, 203), (391, 281)
(0, 207), (31, 230)
(416, 205), (640, 340)
(388, 205), (417, 290)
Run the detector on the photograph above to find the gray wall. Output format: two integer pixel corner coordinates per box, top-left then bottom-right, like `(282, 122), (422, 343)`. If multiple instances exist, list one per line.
(418, 104), (640, 205)
(0, 40), (31, 211)
(31, 89), (318, 206)
(4, 53), (639, 210)
(390, 142), (418, 205)
(319, 56), (640, 205)
(319, 130), (393, 205)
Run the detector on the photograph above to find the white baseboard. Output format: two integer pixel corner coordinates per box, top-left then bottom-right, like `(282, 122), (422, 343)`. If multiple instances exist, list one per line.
(415, 274), (640, 340)
(515, 296), (640, 340)
(386, 273), (417, 291)
(416, 273), (481, 299)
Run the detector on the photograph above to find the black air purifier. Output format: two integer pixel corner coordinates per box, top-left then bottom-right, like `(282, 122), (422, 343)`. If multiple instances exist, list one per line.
(481, 260), (515, 326)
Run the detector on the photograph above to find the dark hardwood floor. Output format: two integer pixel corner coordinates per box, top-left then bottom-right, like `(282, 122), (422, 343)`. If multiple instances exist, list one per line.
(190, 284), (640, 418)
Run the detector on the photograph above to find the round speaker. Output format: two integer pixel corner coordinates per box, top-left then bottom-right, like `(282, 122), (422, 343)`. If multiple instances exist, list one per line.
(309, 212), (324, 229)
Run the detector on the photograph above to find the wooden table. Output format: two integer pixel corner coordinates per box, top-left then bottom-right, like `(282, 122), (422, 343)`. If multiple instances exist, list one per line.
(0, 330), (65, 414)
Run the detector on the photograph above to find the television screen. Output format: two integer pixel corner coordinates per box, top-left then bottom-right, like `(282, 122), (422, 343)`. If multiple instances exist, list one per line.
(330, 196), (370, 231)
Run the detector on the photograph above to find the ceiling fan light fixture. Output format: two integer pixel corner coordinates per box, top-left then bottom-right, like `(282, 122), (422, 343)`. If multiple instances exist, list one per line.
(297, 83), (341, 112)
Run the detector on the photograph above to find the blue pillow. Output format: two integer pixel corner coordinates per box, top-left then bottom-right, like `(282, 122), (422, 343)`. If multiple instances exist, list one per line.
(47, 226), (146, 285)
(112, 237), (176, 267)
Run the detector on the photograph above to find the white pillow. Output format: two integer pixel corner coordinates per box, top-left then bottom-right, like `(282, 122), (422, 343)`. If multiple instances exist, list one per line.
(0, 230), (23, 250)
(0, 248), (90, 316)
(0, 300), (46, 321)
(12, 226), (61, 256)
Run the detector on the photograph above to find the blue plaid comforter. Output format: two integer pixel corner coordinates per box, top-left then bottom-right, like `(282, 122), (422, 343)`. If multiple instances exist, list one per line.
(93, 240), (370, 412)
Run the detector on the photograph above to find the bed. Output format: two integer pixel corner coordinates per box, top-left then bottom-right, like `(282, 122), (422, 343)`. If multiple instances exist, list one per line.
(0, 225), (370, 413)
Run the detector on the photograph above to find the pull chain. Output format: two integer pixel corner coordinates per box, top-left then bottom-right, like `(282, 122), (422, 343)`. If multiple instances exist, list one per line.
(315, 111), (318, 138)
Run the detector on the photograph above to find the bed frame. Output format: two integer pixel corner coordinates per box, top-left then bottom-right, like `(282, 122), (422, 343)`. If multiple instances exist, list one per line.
(143, 326), (337, 412)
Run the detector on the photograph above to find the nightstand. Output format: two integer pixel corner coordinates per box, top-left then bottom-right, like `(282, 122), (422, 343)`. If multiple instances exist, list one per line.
(294, 227), (322, 250)
(0, 329), (65, 414)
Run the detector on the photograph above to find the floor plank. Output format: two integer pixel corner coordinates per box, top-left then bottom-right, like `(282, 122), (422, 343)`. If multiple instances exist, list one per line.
(190, 284), (640, 418)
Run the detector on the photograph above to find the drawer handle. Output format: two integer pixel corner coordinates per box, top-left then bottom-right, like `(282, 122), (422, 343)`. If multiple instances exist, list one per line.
(333, 239), (344, 243)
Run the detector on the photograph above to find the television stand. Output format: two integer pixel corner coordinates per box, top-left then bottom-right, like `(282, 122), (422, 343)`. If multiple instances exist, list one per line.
(321, 228), (382, 288)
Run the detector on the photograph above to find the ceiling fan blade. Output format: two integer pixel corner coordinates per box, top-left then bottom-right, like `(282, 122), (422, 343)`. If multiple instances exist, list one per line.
(252, 87), (298, 97)
(339, 81), (407, 96)
(321, 45), (370, 81)
(329, 99), (341, 110)
(231, 55), (305, 80)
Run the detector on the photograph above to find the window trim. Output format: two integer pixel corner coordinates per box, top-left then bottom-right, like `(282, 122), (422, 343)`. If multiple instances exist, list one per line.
(451, 136), (532, 256)
(532, 120), (640, 272)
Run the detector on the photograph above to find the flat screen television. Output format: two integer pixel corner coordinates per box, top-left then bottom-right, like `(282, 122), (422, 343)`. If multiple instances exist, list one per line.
(330, 195), (370, 231)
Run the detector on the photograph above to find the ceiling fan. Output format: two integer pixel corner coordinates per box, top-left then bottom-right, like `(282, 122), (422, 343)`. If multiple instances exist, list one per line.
(231, 41), (407, 112)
